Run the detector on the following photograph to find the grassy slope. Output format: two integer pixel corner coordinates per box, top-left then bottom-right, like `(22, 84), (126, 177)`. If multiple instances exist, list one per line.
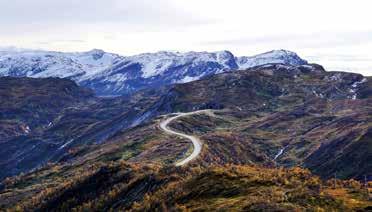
(166, 99), (371, 179)
(1, 162), (370, 211)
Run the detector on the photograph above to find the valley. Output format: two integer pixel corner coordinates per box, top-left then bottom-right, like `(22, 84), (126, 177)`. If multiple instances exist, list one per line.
(2, 0), (372, 210)
(0, 52), (371, 211)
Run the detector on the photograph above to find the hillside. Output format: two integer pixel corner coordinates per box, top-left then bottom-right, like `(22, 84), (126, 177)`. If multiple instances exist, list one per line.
(1, 63), (370, 181)
(0, 77), (93, 142)
(0, 77), (163, 180)
(0, 63), (371, 211)
(0, 162), (370, 211)
(153, 64), (372, 179)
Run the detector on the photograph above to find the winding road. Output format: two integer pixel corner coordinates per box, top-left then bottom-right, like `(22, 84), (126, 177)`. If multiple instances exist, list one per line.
(160, 110), (212, 166)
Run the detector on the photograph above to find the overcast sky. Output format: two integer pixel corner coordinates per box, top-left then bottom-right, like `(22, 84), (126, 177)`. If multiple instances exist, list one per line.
(1, 0), (371, 75)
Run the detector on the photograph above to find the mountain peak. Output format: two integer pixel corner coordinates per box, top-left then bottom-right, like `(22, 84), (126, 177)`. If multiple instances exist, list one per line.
(268, 49), (298, 55)
(237, 49), (307, 70)
(86, 48), (105, 53)
(85, 49), (106, 60)
(259, 49), (305, 60)
(214, 50), (234, 59)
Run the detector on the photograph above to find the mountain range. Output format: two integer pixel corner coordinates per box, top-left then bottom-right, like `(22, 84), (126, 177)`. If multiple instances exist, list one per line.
(0, 49), (307, 95)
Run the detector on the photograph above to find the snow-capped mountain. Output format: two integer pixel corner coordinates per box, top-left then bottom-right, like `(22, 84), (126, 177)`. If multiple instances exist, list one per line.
(0, 49), (121, 79)
(0, 49), (307, 95)
(236, 50), (307, 69)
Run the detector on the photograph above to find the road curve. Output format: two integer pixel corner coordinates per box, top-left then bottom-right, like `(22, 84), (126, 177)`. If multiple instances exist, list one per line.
(160, 110), (210, 166)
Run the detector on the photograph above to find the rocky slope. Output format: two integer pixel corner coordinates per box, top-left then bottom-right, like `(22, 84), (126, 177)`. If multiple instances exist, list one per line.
(0, 49), (307, 95)
(0, 77), (163, 180)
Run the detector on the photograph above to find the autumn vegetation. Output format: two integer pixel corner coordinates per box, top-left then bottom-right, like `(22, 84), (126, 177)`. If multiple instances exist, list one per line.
(1, 160), (370, 211)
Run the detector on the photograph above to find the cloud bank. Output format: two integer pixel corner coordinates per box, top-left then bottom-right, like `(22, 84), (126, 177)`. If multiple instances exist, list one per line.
(0, 0), (371, 75)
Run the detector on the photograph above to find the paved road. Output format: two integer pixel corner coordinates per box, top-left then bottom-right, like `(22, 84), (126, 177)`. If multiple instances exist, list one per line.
(160, 110), (212, 166)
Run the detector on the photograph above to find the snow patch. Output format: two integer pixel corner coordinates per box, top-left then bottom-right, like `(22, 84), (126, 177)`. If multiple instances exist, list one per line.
(328, 74), (342, 81)
(274, 146), (287, 160)
(351, 78), (367, 88)
(177, 75), (201, 83)
(58, 139), (74, 150)
(349, 78), (367, 100)
(312, 90), (324, 98)
(24, 125), (31, 134)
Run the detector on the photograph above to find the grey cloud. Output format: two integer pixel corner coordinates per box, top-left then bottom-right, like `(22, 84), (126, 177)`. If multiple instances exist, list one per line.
(304, 53), (372, 76)
(0, 0), (209, 34)
(306, 54), (372, 62)
(35, 39), (86, 45)
(201, 31), (372, 49)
